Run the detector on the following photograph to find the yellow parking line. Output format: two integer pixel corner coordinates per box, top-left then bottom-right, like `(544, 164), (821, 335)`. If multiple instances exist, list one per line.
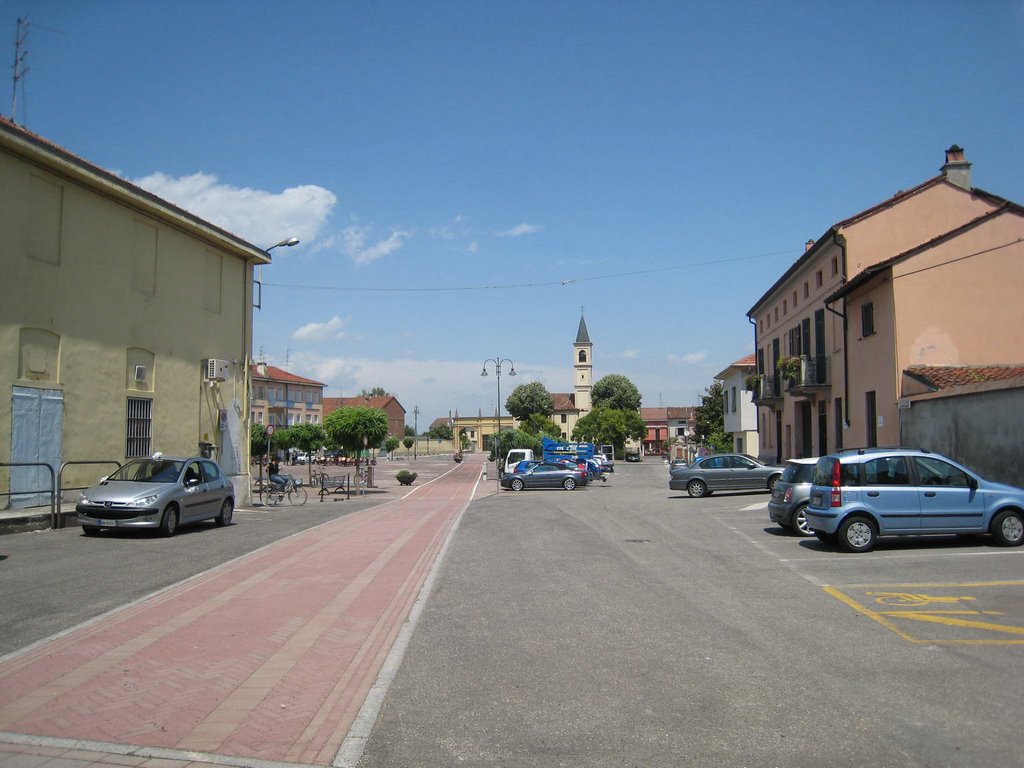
(822, 586), (918, 642)
(878, 611), (1024, 635)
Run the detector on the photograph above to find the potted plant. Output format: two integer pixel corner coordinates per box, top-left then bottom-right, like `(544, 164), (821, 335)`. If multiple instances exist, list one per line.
(395, 469), (417, 486)
(744, 373), (764, 392)
(777, 356), (803, 381)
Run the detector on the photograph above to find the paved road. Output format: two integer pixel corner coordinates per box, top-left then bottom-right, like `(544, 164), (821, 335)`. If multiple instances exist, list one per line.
(2, 456), (1022, 768)
(0, 457), (482, 768)
(360, 459), (1024, 768)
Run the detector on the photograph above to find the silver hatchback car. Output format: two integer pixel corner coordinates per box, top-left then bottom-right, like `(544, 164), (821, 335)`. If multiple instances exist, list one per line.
(768, 458), (818, 536)
(77, 454), (234, 537)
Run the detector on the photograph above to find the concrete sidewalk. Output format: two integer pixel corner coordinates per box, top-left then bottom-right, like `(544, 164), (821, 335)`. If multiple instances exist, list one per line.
(0, 455), (490, 768)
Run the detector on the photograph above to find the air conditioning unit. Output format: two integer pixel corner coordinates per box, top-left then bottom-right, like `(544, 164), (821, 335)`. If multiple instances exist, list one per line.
(204, 359), (230, 382)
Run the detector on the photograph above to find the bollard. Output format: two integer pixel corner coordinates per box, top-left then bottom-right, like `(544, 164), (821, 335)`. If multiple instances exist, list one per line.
(482, 467), (487, 482)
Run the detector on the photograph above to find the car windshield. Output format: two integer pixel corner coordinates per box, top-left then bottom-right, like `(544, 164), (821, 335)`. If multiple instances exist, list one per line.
(107, 458), (185, 483)
(782, 462), (816, 484)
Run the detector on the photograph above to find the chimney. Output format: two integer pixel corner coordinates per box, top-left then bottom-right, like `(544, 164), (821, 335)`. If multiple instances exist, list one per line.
(941, 144), (971, 190)
(804, 239), (815, 253)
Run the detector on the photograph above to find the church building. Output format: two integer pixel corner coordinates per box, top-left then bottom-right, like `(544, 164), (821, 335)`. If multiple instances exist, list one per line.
(453, 316), (595, 451)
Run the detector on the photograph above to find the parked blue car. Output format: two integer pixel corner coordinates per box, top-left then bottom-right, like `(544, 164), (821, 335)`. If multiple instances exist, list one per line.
(805, 448), (1024, 553)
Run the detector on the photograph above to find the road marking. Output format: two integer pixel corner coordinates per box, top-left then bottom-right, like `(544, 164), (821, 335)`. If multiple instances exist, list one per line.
(824, 581), (1024, 644)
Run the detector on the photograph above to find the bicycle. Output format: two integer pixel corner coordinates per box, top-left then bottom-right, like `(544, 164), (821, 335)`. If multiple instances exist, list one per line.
(255, 475), (308, 506)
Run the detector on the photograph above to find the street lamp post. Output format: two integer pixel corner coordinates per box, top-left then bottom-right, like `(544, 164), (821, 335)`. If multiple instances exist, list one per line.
(413, 405), (419, 460)
(256, 237), (300, 311)
(480, 357), (515, 492)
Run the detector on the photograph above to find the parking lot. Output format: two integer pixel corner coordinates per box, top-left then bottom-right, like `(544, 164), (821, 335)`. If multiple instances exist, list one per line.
(716, 495), (1024, 646)
(360, 458), (1024, 768)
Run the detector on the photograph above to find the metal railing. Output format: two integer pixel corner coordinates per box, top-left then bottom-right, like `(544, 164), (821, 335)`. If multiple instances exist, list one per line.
(57, 460), (122, 528)
(1, 459), (121, 530)
(0, 462), (56, 525)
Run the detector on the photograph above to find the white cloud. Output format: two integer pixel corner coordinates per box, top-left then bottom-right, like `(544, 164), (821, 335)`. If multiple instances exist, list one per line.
(620, 349), (640, 359)
(494, 223), (542, 238)
(342, 224), (412, 265)
(130, 171), (336, 249)
(292, 315), (351, 342)
(668, 352), (707, 365)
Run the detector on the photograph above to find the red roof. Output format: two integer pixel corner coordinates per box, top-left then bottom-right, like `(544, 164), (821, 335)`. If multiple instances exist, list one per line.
(250, 364), (325, 386)
(323, 395), (405, 415)
(905, 365), (1024, 391)
(550, 393), (578, 412)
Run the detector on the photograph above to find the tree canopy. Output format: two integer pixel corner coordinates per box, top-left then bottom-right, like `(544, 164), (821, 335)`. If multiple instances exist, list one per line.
(359, 386), (391, 398)
(324, 406), (389, 462)
(692, 381), (732, 454)
(504, 381), (554, 420)
(592, 374), (642, 411)
(427, 423), (454, 440)
(519, 412), (563, 438)
(571, 406), (645, 457)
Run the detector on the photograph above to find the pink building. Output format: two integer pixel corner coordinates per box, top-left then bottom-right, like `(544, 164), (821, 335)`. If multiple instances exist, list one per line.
(747, 146), (1024, 462)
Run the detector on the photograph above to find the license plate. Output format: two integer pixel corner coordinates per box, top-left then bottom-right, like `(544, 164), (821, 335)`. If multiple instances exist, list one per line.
(98, 518), (116, 527)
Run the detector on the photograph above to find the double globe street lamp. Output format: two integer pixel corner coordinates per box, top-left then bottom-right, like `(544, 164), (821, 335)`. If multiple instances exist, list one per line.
(481, 357), (515, 492)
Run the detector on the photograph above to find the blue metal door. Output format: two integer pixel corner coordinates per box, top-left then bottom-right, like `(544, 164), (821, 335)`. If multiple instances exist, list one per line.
(10, 387), (63, 508)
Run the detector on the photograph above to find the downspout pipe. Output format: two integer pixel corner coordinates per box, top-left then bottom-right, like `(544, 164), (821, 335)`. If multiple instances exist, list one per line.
(824, 232), (850, 429)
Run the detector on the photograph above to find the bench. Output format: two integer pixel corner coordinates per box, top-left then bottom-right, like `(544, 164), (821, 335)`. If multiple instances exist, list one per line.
(312, 470), (352, 501)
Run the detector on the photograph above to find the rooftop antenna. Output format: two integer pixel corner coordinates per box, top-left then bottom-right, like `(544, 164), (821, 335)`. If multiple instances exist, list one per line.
(11, 17), (30, 125)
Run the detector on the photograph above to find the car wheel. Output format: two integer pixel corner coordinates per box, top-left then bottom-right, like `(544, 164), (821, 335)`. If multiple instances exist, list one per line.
(815, 530), (838, 545)
(838, 515), (876, 553)
(510, 478), (524, 491)
(159, 505), (179, 538)
(991, 509), (1024, 546)
(687, 479), (708, 498)
(768, 474), (781, 492)
(215, 499), (233, 527)
(792, 505), (815, 537)
(81, 525), (100, 537)
(563, 478), (577, 491)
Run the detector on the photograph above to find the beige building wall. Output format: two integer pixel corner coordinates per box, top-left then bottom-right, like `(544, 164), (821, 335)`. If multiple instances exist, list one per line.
(0, 121), (267, 507)
(749, 152), (1009, 462)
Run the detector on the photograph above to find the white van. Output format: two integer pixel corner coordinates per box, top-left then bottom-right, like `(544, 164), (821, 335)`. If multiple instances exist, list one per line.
(504, 449), (535, 475)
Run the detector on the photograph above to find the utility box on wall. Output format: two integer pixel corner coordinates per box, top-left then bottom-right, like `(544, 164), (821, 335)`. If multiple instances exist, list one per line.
(204, 358), (230, 382)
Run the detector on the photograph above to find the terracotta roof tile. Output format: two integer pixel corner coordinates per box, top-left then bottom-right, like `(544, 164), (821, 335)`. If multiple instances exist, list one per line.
(906, 365), (1024, 391)
(250, 364), (325, 386)
(550, 393), (577, 411)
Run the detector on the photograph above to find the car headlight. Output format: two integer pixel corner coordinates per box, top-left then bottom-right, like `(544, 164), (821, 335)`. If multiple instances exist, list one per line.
(79, 491), (91, 504)
(128, 494), (160, 508)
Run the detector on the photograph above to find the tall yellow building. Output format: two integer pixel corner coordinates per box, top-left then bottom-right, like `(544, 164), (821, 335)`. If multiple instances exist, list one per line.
(0, 117), (269, 508)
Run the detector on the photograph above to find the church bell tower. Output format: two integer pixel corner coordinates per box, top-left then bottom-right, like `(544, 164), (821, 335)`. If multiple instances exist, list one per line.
(573, 315), (593, 414)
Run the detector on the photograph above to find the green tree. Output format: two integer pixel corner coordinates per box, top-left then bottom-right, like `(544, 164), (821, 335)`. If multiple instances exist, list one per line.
(384, 435), (400, 457)
(692, 381), (732, 454)
(427, 423), (453, 440)
(359, 386), (390, 398)
(250, 424), (269, 459)
(592, 374), (643, 411)
(492, 429), (543, 464)
(404, 425), (416, 436)
(402, 436), (414, 457)
(520, 412), (563, 438)
(324, 406), (389, 472)
(572, 407), (646, 459)
(289, 423), (327, 480)
(271, 426), (295, 455)
(504, 381), (554, 420)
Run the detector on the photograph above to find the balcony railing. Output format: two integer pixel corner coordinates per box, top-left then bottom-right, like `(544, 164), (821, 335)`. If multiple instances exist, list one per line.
(790, 355), (830, 389)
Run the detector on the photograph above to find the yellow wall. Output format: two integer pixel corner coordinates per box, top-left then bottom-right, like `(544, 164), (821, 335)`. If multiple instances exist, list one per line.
(0, 140), (260, 505)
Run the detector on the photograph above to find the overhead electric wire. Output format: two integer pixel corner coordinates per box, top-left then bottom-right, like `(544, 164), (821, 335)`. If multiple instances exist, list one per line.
(262, 247), (801, 294)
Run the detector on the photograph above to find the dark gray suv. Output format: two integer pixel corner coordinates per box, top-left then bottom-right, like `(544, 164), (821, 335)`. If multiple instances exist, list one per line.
(806, 448), (1024, 553)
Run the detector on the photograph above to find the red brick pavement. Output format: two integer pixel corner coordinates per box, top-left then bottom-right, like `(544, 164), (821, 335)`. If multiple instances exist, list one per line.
(0, 457), (485, 766)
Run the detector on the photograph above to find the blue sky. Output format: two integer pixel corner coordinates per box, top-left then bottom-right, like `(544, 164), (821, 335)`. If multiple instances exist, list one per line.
(6, 1), (1023, 425)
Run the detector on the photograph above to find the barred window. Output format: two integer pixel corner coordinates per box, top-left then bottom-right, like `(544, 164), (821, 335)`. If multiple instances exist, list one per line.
(126, 397), (152, 457)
